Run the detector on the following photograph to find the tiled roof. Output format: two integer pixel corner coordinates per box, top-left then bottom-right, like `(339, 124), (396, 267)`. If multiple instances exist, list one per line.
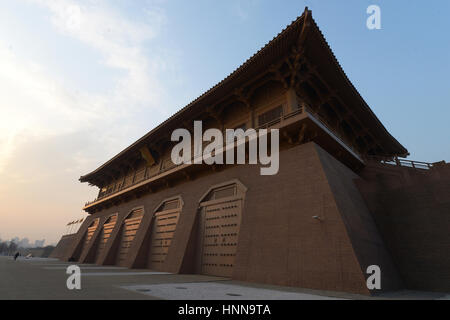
(80, 7), (407, 183)
(80, 10), (308, 182)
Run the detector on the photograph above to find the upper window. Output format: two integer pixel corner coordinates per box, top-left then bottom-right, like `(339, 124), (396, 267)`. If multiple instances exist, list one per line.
(258, 105), (283, 127)
(199, 179), (247, 204)
(125, 208), (144, 220)
(104, 214), (118, 225)
(203, 184), (237, 202)
(88, 218), (99, 228)
(156, 199), (181, 212)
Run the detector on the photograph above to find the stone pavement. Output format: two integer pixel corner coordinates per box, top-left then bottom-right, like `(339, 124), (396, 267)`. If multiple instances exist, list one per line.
(0, 256), (448, 300)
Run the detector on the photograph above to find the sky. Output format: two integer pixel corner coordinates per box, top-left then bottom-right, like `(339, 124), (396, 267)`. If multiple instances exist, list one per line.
(0, 0), (449, 244)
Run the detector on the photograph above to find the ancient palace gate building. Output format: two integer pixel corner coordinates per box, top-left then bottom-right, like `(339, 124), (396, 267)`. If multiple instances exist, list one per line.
(52, 9), (450, 295)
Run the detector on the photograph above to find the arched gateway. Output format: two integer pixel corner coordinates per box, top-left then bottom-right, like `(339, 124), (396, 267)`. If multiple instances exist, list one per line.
(94, 214), (118, 263)
(147, 197), (183, 270)
(197, 180), (247, 277)
(115, 208), (144, 266)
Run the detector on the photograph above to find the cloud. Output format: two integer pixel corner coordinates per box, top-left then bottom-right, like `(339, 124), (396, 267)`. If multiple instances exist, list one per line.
(32, 0), (166, 105)
(0, 0), (173, 243)
(234, 2), (249, 21)
(1, 0), (171, 169)
(30, 0), (169, 112)
(232, 0), (260, 21)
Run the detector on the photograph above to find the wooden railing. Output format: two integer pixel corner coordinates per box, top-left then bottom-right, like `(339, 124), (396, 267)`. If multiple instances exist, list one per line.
(365, 156), (434, 170)
(256, 106), (303, 129)
(85, 105), (363, 207)
(255, 105), (362, 159)
(86, 169), (166, 206)
(302, 105), (363, 159)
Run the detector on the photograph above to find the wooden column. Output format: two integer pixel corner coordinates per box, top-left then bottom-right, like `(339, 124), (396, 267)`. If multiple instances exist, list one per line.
(285, 88), (299, 113)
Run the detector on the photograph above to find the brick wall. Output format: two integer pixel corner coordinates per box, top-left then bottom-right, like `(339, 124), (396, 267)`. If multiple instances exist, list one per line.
(356, 161), (450, 292)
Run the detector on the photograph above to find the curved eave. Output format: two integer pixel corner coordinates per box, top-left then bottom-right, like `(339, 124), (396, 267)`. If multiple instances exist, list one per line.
(307, 18), (408, 157)
(80, 8), (408, 185)
(79, 11), (308, 184)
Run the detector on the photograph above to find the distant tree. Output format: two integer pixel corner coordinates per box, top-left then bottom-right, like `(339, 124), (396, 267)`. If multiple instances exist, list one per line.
(34, 239), (45, 247)
(0, 241), (7, 254)
(8, 241), (18, 255)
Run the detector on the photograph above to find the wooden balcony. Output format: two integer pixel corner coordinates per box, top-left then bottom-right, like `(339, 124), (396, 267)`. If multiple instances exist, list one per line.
(83, 106), (365, 211)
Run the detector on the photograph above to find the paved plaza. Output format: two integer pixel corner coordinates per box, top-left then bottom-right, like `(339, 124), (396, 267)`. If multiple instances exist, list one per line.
(0, 257), (448, 300)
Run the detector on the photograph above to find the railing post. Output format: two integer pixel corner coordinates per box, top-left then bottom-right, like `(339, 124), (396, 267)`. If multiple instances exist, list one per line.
(132, 169), (137, 184)
(144, 166), (148, 179)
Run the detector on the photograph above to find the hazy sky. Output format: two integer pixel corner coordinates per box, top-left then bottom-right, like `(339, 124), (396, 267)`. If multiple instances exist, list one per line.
(0, 0), (449, 244)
